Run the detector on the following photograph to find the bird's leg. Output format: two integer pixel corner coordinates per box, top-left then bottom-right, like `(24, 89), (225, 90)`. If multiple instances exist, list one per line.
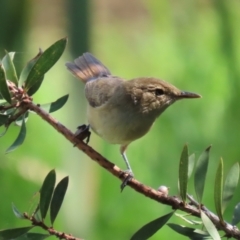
(74, 124), (91, 145)
(120, 145), (134, 191)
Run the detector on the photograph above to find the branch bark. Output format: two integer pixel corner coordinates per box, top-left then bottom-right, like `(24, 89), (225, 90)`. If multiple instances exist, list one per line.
(19, 100), (240, 239)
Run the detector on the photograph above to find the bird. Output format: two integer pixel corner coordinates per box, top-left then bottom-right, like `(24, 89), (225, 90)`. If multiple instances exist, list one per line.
(65, 53), (201, 189)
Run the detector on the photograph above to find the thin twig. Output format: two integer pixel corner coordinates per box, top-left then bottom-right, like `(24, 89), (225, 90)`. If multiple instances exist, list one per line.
(24, 213), (82, 240)
(3, 81), (240, 240)
(19, 100), (240, 239)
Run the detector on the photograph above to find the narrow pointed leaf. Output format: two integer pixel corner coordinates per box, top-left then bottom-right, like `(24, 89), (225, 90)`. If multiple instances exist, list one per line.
(15, 112), (29, 126)
(0, 114), (9, 125)
(0, 227), (33, 240)
(39, 169), (56, 220)
(175, 213), (202, 225)
(12, 203), (25, 219)
(130, 212), (174, 240)
(188, 153), (195, 179)
(0, 126), (9, 137)
(50, 176), (69, 224)
(214, 158), (224, 223)
(19, 49), (43, 87)
(222, 162), (239, 212)
(0, 64), (11, 103)
(6, 117), (26, 153)
(232, 202), (240, 225)
(14, 233), (50, 240)
(167, 223), (209, 238)
(27, 76), (44, 96)
(25, 38), (67, 92)
(194, 146), (211, 203)
(201, 211), (221, 240)
(2, 51), (18, 85)
(40, 94), (69, 113)
(179, 144), (188, 203)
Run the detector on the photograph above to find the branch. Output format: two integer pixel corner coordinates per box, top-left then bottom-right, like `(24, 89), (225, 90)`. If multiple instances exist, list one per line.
(24, 213), (82, 240)
(19, 100), (240, 239)
(4, 80), (240, 239)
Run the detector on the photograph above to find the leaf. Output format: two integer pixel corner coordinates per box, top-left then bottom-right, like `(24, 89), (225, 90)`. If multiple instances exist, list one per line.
(24, 38), (67, 92)
(214, 158), (224, 223)
(14, 233), (50, 240)
(0, 226), (33, 240)
(15, 111), (29, 127)
(179, 144), (188, 203)
(40, 94), (69, 113)
(0, 64), (11, 103)
(19, 49), (43, 87)
(50, 176), (69, 224)
(27, 76), (44, 96)
(39, 169), (56, 220)
(168, 223), (210, 239)
(232, 202), (240, 225)
(188, 153), (195, 179)
(194, 146), (211, 203)
(2, 51), (18, 85)
(201, 211), (221, 240)
(0, 114), (9, 126)
(175, 213), (202, 225)
(12, 203), (25, 219)
(6, 116), (26, 153)
(0, 125), (9, 137)
(130, 212), (174, 240)
(222, 162), (239, 212)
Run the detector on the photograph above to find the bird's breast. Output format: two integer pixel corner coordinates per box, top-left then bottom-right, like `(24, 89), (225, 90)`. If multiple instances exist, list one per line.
(87, 103), (157, 145)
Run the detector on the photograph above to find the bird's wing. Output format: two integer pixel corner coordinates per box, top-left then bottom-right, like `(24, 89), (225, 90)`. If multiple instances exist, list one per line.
(85, 76), (123, 108)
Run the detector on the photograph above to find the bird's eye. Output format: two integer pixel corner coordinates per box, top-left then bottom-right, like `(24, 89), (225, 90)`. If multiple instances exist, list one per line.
(155, 89), (164, 96)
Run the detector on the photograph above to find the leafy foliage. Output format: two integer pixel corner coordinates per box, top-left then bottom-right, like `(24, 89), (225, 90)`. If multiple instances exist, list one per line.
(0, 170), (70, 239)
(0, 39), (69, 153)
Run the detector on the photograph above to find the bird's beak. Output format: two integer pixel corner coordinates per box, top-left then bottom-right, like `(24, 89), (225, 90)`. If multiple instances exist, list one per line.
(179, 91), (201, 99)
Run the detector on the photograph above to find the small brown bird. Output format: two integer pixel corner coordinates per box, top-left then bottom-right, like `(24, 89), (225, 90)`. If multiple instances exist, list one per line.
(66, 53), (201, 188)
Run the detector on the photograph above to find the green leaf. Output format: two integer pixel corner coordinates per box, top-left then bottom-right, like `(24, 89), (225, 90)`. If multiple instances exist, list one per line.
(40, 169), (56, 220)
(168, 223), (210, 239)
(0, 227), (33, 240)
(50, 176), (69, 224)
(175, 213), (202, 225)
(0, 114), (8, 126)
(232, 202), (240, 225)
(19, 49), (43, 87)
(0, 64), (11, 104)
(15, 111), (29, 127)
(179, 144), (188, 203)
(40, 94), (69, 113)
(194, 146), (211, 203)
(14, 233), (50, 240)
(130, 212), (174, 240)
(201, 211), (221, 240)
(222, 162), (239, 212)
(188, 153), (195, 179)
(2, 51), (18, 85)
(0, 125), (9, 137)
(214, 158), (224, 223)
(27, 76), (44, 96)
(6, 116), (26, 153)
(12, 203), (25, 219)
(24, 38), (67, 92)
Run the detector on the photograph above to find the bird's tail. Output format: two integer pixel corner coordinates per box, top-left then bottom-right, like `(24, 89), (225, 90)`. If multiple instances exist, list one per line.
(65, 52), (111, 83)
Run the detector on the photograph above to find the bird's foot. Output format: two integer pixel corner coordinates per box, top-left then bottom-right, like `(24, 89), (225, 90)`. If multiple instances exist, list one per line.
(120, 170), (134, 192)
(74, 124), (91, 146)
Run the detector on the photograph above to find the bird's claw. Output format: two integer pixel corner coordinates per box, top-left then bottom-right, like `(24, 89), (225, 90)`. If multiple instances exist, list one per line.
(120, 171), (134, 192)
(74, 124), (91, 146)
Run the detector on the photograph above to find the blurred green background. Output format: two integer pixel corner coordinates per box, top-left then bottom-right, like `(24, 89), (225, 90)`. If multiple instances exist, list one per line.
(0, 0), (240, 239)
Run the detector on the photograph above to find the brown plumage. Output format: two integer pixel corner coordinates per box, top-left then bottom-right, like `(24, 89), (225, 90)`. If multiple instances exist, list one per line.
(66, 53), (201, 188)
